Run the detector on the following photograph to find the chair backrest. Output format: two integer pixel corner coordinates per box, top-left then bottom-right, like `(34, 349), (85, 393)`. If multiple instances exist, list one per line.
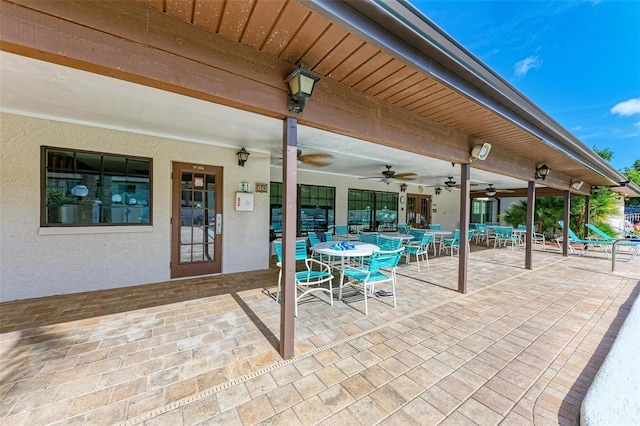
(335, 225), (349, 236)
(273, 240), (308, 263)
(558, 221), (581, 241)
(467, 230), (475, 240)
(308, 232), (320, 246)
(494, 226), (513, 237)
(409, 229), (426, 241)
(308, 232), (332, 246)
(428, 224), (442, 230)
(397, 224), (409, 234)
(368, 248), (404, 272)
(419, 233), (434, 247)
(517, 225), (527, 231)
(486, 222), (500, 226)
(272, 222), (282, 232)
(377, 235), (403, 251)
(452, 229), (460, 240)
(358, 232), (379, 245)
(476, 224), (487, 232)
(586, 223), (614, 240)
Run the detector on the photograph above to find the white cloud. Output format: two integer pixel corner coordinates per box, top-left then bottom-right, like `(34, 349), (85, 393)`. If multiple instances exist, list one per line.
(513, 55), (542, 77)
(611, 98), (640, 117)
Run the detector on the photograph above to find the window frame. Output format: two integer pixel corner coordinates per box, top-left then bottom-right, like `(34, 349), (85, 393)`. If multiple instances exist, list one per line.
(41, 146), (153, 227)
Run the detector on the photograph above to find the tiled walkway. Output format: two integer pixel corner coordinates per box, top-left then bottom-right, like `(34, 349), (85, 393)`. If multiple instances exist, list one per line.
(1, 244), (638, 425)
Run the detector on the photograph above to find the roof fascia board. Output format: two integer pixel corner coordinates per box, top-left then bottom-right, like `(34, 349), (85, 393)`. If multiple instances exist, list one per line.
(302, 0), (631, 189)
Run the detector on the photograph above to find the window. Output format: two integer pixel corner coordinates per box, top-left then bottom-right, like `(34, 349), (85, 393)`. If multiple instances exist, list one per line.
(42, 147), (152, 226)
(270, 182), (335, 234)
(471, 199), (493, 224)
(348, 189), (398, 232)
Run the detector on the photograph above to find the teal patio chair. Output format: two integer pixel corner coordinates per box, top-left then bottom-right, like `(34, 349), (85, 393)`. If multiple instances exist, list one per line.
(493, 226), (519, 250)
(308, 232), (334, 265)
(358, 232), (379, 245)
(340, 247), (404, 315)
(474, 224), (488, 244)
(334, 225), (354, 241)
(359, 235), (403, 267)
(439, 229), (460, 257)
(273, 240), (334, 316)
(428, 224), (442, 230)
(397, 224), (409, 234)
(404, 230), (433, 271)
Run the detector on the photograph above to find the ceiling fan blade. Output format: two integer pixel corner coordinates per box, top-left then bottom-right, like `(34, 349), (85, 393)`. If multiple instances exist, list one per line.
(299, 153), (334, 161)
(393, 173), (417, 181)
(496, 189), (515, 193)
(303, 158), (333, 167)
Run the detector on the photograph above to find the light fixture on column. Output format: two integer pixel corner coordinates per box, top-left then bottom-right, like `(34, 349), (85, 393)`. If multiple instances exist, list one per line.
(400, 183), (407, 192)
(236, 147), (250, 167)
(535, 163), (551, 180)
(284, 64), (320, 113)
(570, 179), (584, 190)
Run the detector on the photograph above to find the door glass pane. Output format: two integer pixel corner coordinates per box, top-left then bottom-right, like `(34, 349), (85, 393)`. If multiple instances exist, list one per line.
(178, 171), (217, 264)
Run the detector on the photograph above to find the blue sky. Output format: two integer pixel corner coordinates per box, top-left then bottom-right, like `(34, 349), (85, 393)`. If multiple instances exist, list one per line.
(412, 0), (640, 171)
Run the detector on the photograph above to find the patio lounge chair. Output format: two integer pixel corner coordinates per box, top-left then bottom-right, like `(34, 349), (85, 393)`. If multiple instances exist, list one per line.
(340, 247), (404, 315)
(586, 223), (640, 260)
(273, 240), (334, 316)
(556, 221), (610, 256)
(586, 223), (617, 241)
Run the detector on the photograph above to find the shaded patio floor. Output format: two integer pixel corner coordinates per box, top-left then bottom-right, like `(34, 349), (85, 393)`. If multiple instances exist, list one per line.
(1, 243), (639, 425)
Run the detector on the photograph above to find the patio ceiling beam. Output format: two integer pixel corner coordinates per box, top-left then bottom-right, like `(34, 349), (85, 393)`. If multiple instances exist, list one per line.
(1, 0), (578, 190)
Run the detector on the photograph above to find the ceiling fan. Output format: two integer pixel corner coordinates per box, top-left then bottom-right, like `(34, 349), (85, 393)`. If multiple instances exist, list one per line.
(472, 183), (515, 196)
(424, 176), (479, 191)
(360, 164), (417, 184)
(275, 148), (334, 167)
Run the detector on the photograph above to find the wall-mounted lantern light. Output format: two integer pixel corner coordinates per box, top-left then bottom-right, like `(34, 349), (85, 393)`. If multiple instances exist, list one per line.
(435, 187), (442, 195)
(535, 163), (551, 180)
(236, 147), (250, 167)
(400, 183), (407, 192)
(285, 64), (320, 113)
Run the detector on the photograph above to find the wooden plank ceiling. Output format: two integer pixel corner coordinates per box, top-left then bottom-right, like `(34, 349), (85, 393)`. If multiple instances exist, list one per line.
(131, 0), (606, 187)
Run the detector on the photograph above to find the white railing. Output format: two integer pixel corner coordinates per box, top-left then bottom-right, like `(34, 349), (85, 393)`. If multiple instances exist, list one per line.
(626, 212), (640, 223)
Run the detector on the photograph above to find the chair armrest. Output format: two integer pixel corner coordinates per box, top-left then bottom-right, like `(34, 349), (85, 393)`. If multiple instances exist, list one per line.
(305, 258), (332, 272)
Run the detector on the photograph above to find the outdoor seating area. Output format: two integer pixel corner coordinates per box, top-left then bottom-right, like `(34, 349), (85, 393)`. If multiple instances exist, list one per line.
(1, 244), (638, 425)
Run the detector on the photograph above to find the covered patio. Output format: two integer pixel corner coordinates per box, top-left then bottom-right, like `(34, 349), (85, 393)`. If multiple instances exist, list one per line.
(1, 244), (638, 424)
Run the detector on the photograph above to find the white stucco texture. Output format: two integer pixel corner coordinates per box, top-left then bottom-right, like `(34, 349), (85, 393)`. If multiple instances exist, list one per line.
(0, 113), (270, 301)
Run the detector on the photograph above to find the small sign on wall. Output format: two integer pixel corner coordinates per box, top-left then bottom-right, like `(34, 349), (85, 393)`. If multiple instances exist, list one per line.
(256, 183), (268, 193)
(193, 176), (204, 188)
(235, 192), (254, 211)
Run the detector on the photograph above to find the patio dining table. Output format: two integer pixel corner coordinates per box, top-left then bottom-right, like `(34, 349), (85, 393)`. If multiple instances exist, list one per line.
(426, 230), (452, 255)
(313, 241), (379, 299)
(379, 232), (414, 242)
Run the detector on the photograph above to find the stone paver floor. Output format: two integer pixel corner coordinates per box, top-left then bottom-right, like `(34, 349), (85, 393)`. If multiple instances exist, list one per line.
(1, 243), (638, 425)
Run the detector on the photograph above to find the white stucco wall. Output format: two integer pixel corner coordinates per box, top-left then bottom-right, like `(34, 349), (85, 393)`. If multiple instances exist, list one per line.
(0, 113), (270, 301)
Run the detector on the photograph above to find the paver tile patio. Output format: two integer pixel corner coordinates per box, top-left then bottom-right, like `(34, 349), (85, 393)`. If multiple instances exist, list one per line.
(1, 244), (638, 425)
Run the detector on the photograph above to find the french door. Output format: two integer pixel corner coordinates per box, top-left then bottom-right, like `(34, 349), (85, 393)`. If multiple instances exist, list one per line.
(407, 194), (432, 228)
(171, 162), (223, 278)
